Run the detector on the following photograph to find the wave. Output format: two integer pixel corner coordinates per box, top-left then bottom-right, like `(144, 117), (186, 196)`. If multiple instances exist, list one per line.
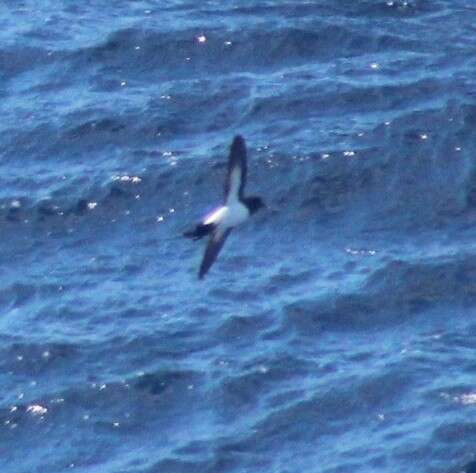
(283, 252), (476, 333)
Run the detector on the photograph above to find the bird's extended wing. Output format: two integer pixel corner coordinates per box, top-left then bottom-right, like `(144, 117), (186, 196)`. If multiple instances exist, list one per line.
(199, 229), (232, 279)
(224, 135), (247, 203)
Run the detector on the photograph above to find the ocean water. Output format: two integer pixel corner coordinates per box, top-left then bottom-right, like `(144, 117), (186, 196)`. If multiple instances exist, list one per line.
(2, 1), (476, 472)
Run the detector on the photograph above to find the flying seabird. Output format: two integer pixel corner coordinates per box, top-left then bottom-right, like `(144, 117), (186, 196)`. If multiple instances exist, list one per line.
(184, 135), (265, 279)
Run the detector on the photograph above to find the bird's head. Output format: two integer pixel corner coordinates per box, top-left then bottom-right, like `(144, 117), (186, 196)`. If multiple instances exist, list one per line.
(245, 196), (266, 215)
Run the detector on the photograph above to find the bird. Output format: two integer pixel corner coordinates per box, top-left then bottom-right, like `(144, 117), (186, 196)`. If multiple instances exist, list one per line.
(184, 135), (265, 279)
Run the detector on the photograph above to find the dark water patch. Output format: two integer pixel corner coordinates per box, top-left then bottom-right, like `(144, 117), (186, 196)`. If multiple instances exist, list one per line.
(463, 459), (476, 473)
(147, 458), (209, 473)
(113, 330), (218, 363)
(0, 46), (56, 81)
(222, 387), (360, 453)
(434, 422), (476, 444)
(214, 312), (275, 344)
(134, 370), (201, 397)
(67, 117), (127, 139)
(284, 253), (476, 333)
(0, 283), (36, 312)
(213, 353), (322, 421)
(364, 255), (476, 309)
(208, 285), (265, 302)
(250, 77), (448, 122)
(0, 171), (161, 225)
(1, 371), (201, 425)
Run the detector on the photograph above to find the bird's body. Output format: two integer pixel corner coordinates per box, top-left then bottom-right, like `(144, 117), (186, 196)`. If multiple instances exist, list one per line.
(203, 202), (249, 229)
(184, 136), (264, 279)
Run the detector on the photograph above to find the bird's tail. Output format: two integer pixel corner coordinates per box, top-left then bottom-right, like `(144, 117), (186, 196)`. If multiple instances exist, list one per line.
(183, 223), (214, 240)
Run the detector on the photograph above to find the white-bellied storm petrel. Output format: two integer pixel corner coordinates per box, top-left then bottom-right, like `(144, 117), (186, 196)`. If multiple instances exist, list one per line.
(184, 135), (265, 279)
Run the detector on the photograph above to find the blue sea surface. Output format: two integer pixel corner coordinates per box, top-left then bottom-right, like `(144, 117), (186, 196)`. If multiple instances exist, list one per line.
(2, 1), (476, 472)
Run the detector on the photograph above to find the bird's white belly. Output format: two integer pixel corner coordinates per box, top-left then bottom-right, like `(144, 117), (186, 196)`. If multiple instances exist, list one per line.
(223, 202), (249, 228)
(204, 202), (248, 229)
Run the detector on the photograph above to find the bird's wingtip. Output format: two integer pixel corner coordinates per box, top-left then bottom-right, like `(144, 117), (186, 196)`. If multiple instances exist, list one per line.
(231, 135), (246, 155)
(231, 135), (246, 150)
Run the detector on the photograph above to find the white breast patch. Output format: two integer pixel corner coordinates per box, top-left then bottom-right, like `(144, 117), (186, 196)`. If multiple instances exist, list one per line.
(203, 202), (249, 229)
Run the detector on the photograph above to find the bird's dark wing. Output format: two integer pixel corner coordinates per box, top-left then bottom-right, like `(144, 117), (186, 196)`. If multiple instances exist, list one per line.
(224, 135), (247, 203)
(199, 228), (232, 279)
